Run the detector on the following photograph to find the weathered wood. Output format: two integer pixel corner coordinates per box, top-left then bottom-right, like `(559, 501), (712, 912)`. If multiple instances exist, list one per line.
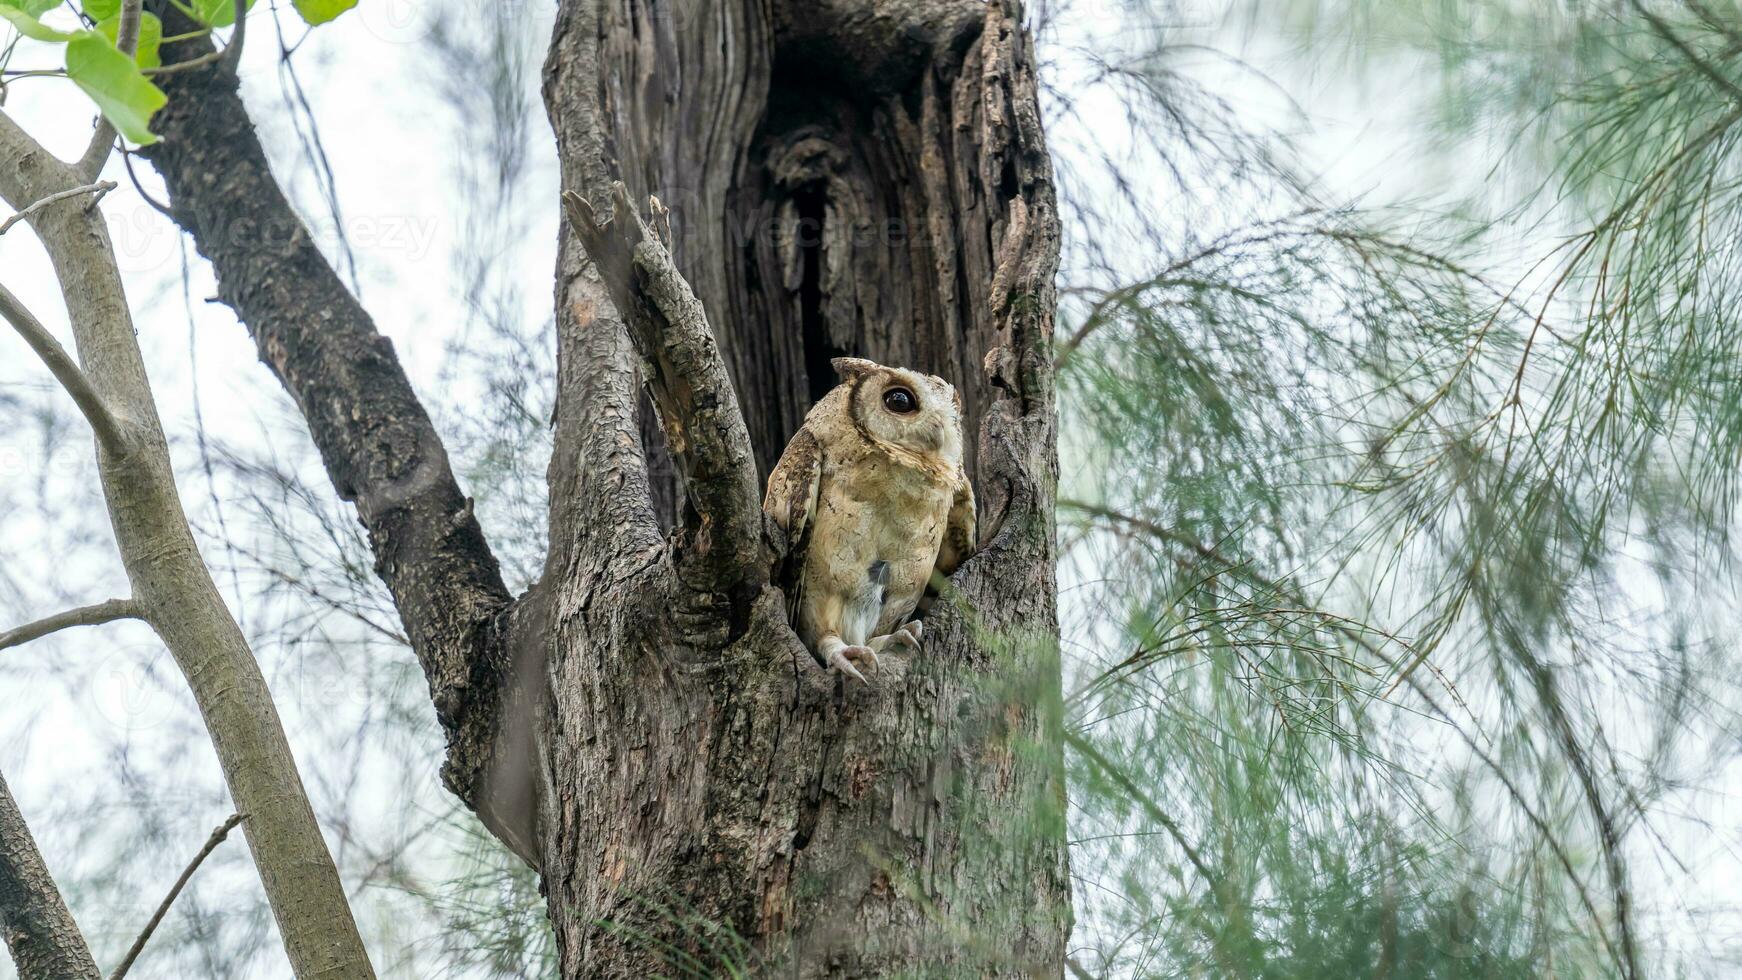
(562, 183), (767, 617)
(143, 0), (1070, 973)
(536, 0), (1070, 974)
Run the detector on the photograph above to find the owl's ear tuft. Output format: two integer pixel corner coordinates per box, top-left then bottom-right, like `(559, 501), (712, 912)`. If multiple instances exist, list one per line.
(831, 356), (879, 381)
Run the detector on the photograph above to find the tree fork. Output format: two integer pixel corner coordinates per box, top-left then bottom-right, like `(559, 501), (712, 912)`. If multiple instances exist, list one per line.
(139, 0), (1070, 973)
(535, 0), (1070, 973)
(140, 0), (525, 861)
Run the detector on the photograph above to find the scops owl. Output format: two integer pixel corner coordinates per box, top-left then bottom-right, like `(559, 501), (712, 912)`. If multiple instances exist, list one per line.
(763, 357), (976, 682)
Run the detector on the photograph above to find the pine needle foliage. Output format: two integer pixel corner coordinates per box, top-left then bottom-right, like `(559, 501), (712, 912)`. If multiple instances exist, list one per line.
(1050, 1), (1742, 976)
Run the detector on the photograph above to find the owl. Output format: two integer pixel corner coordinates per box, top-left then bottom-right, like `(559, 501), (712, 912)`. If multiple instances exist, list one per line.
(763, 357), (976, 682)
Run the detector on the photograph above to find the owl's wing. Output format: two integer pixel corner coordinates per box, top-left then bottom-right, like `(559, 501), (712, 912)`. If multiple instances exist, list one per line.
(763, 426), (823, 622)
(934, 473), (977, 578)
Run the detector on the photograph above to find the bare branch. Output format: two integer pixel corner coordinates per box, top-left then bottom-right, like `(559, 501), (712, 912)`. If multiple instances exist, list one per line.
(0, 181), (115, 236)
(143, 0), (247, 77)
(220, 0), (245, 75)
(0, 599), (144, 653)
(0, 771), (100, 980)
(563, 183), (764, 596)
(142, 49), (225, 76)
(139, 2), (515, 840)
(2, 72), (377, 979)
(108, 813), (244, 980)
(0, 283), (132, 455)
(75, 0), (142, 179)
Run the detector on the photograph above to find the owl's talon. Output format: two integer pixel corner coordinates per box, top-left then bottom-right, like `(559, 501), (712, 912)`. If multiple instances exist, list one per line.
(897, 620), (923, 646)
(868, 625), (918, 654)
(825, 644), (878, 684)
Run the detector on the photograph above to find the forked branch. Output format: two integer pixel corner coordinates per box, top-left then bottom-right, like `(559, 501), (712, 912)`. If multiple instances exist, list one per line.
(563, 183), (764, 595)
(0, 285), (132, 456)
(0, 181), (115, 236)
(140, 2), (514, 846)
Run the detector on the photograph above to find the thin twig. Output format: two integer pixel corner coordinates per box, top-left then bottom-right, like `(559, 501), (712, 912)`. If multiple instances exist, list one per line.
(0, 598), (144, 652)
(144, 49), (226, 76)
(0, 180), (116, 236)
(0, 282), (133, 455)
(76, 0), (142, 179)
(1629, 0), (1742, 105)
(108, 813), (245, 980)
(121, 146), (176, 220)
(221, 0), (247, 75)
(142, 0), (247, 77)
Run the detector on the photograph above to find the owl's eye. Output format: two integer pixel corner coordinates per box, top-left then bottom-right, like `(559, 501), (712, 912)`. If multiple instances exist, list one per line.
(882, 386), (918, 415)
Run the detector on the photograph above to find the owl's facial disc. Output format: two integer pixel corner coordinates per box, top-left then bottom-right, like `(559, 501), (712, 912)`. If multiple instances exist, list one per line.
(839, 360), (963, 467)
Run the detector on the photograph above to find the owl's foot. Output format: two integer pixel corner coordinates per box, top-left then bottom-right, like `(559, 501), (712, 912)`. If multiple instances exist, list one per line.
(869, 620), (923, 654)
(819, 637), (879, 684)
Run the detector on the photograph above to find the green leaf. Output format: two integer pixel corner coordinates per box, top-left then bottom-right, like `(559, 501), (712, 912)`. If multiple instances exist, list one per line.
(81, 0), (118, 20)
(96, 11), (161, 68)
(0, 3), (75, 41)
(65, 30), (166, 145)
(291, 0), (355, 26)
(11, 0), (62, 16)
(186, 0), (254, 28)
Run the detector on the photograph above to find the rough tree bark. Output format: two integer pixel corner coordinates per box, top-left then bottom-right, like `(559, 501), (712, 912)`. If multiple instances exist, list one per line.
(146, 0), (1069, 974)
(0, 771), (99, 980)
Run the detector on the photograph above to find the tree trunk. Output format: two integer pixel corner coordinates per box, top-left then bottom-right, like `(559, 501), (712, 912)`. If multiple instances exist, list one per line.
(144, 0), (1070, 974)
(0, 771), (99, 980)
(531, 1), (1069, 974)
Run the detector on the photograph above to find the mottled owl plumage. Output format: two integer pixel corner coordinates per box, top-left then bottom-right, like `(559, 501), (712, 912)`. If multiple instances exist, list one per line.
(763, 357), (976, 681)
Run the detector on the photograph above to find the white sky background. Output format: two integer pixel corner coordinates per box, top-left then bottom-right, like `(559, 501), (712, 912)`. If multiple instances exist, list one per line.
(2, 0), (1739, 977)
(3, 2), (560, 976)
